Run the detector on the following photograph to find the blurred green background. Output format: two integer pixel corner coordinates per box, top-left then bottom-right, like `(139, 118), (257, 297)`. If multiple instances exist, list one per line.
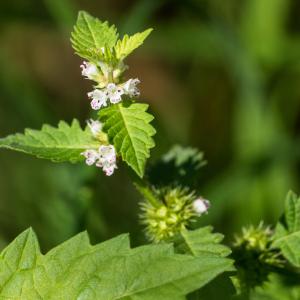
(0, 0), (300, 252)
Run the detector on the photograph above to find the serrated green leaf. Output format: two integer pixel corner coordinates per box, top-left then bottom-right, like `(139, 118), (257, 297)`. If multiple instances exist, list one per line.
(115, 28), (153, 60)
(176, 227), (232, 258)
(71, 11), (118, 62)
(0, 228), (233, 299)
(272, 191), (300, 267)
(99, 102), (156, 177)
(0, 119), (100, 163)
(175, 227), (235, 300)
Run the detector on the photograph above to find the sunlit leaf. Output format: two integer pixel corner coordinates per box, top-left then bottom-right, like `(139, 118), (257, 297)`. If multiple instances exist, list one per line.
(99, 102), (156, 177)
(115, 28), (152, 59)
(0, 228), (233, 299)
(71, 11), (118, 62)
(0, 119), (99, 163)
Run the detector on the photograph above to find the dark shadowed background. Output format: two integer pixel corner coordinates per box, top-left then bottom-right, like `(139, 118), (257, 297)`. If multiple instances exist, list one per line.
(0, 0), (300, 253)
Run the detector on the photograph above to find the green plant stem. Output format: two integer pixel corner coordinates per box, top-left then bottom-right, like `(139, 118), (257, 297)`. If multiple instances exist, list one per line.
(131, 173), (160, 208)
(108, 69), (114, 83)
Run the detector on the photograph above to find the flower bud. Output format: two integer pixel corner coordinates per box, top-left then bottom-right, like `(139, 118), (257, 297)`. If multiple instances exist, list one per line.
(192, 197), (210, 215)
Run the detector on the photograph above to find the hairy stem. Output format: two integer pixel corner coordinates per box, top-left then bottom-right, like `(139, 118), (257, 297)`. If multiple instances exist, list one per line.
(132, 174), (160, 208)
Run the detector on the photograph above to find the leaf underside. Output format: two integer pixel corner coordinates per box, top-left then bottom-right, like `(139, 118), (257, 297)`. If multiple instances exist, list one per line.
(0, 119), (99, 163)
(99, 102), (156, 177)
(0, 228), (233, 299)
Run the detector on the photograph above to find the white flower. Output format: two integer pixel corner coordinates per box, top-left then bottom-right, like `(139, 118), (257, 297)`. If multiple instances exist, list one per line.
(123, 78), (140, 97)
(106, 83), (124, 104)
(88, 89), (108, 110)
(80, 61), (99, 80)
(82, 145), (117, 176)
(87, 119), (102, 137)
(81, 150), (99, 166)
(96, 145), (117, 176)
(98, 145), (116, 164)
(192, 198), (210, 215)
(98, 61), (109, 80)
(102, 162), (117, 176)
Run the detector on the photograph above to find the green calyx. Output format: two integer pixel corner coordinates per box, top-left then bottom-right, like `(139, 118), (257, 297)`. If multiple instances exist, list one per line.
(140, 187), (199, 242)
(95, 60), (127, 87)
(234, 222), (273, 252)
(232, 222), (284, 292)
(95, 130), (109, 145)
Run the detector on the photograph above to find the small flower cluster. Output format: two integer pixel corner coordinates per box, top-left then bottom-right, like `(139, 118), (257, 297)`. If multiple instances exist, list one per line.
(232, 222), (285, 289)
(233, 222), (274, 252)
(81, 119), (117, 176)
(79, 48), (140, 175)
(81, 61), (140, 110)
(81, 145), (117, 176)
(140, 187), (210, 242)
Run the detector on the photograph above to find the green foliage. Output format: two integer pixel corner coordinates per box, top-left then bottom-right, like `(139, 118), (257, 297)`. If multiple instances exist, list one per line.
(175, 227), (235, 300)
(272, 191), (300, 267)
(0, 228), (233, 299)
(0, 12), (156, 181)
(0, 119), (100, 163)
(1, 2), (300, 300)
(71, 11), (152, 64)
(71, 11), (118, 62)
(99, 102), (156, 177)
(147, 145), (206, 188)
(115, 28), (153, 60)
(251, 274), (300, 300)
(232, 223), (284, 293)
(70, 11), (155, 177)
(229, 193), (300, 297)
(175, 226), (232, 258)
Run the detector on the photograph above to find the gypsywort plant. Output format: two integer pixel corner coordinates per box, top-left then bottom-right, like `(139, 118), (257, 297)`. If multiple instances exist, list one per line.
(0, 11), (299, 300)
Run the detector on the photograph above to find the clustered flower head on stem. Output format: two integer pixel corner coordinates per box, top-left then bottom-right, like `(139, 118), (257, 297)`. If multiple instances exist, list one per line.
(81, 119), (117, 176)
(140, 187), (211, 242)
(81, 144), (117, 176)
(232, 222), (285, 291)
(79, 48), (141, 174)
(87, 78), (140, 110)
(80, 58), (140, 110)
